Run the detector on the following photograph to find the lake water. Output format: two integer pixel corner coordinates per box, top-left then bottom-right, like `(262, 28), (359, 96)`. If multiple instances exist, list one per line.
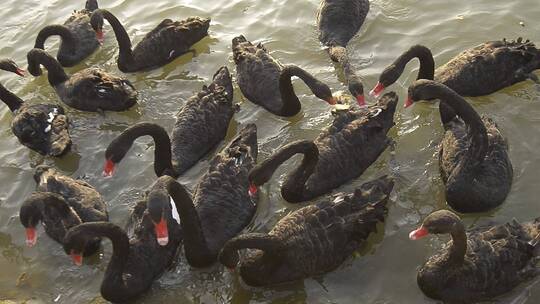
(0, 0), (539, 303)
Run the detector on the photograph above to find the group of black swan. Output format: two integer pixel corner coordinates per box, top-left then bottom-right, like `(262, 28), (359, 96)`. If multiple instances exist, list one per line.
(0, 0), (538, 303)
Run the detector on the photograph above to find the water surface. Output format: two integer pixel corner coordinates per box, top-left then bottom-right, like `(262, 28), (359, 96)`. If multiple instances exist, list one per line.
(0, 0), (539, 303)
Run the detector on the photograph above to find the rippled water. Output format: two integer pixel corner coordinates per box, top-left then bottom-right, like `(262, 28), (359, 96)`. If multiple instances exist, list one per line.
(0, 0), (539, 303)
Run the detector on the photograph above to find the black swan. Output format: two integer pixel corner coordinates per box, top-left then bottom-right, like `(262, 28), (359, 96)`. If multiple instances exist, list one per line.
(63, 176), (184, 303)
(33, 165), (108, 222)
(34, 0), (100, 67)
(27, 48), (137, 112)
(406, 80), (513, 213)
(410, 210), (540, 303)
(219, 175), (394, 286)
(103, 67), (235, 177)
(0, 59), (71, 156)
(90, 9), (210, 72)
(370, 39), (540, 98)
(232, 35), (337, 116)
(317, 0), (370, 105)
(19, 192), (100, 256)
(146, 124), (258, 268)
(248, 92), (397, 203)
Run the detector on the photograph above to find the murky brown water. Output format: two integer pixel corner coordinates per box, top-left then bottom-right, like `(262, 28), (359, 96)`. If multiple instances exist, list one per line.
(0, 0), (539, 303)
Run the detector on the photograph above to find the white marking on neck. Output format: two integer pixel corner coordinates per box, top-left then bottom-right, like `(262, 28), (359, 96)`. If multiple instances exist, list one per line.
(333, 195), (345, 203)
(170, 196), (180, 224)
(371, 108), (382, 117)
(45, 108), (58, 132)
(168, 50), (175, 59)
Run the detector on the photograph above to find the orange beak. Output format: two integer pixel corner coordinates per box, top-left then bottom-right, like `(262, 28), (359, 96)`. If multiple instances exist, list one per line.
(356, 95), (366, 107)
(404, 97), (414, 108)
(96, 30), (104, 44)
(369, 82), (385, 98)
(16, 68), (25, 77)
(154, 217), (169, 246)
(326, 97), (337, 105)
(25, 227), (37, 247)
(409, 226), (429, 240)
(103, 159), (115, 177)
(70, 250), (83, 266)
(248, 183), (258, 198)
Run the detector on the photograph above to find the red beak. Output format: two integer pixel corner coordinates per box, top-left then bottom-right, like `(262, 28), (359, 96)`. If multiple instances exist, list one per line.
(70, 250), (83, 266)
(248, 183), (258, 198)
(326, 97), (337, 105)
(25, 227), (37, 247)
(15, 68), (25, 77)
(369, 82), (385, 98)
(96, 30), (104, 44)
(356, 95), (366, 107)
(154, 217), (169, 246)
(409, 227), (429, 240)
(404, 97), (414, 108)
(103, 159), (116, 177)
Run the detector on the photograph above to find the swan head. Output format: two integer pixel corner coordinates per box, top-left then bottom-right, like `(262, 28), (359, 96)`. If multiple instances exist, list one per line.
(103, 134), (132, 177)
(19, 196), (42, 247)
(0, 59), (25, 76)
(218, 247), (240, 271)
(406, 79), (447, 108)
(232, 35), (248, 48)
(347, 77), (365, 107)
(410, 210), (462, 240)
(370, 64), (402, 98)
(147, 189), (172, 246)
(89, 10), (104, 43)
(85, 0), (99, 11)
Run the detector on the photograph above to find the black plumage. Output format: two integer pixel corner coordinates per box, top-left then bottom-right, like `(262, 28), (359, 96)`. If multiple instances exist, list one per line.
(27, 48), (137, 112)
(145, 124), (258, 268)
(249, 92), (397, 203)
(33, 165), (108, 223)
(232, 35), (336, 117)
(410, 210), (540, 303)
(19, 192), (100, 256)
(317, 0), (370, 104)
(20, 165), (108, 254)
(407, 80), (513, 213)
(34, 0), (100, 67)
(103, 67), (236, 177)
(62, 176), (182, 303)
(0, 59), (71, 156)
(90, 9), (210, 72)
(219, 175), (394, 286)
(370, 39), (540, 98)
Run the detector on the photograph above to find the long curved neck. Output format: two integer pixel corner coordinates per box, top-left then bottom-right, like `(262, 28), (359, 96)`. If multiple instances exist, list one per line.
(329, 46), (361, 92)
(396, 45), (435, 80)
(435, 85), (489, 175)
(34, 25), (76, 52)
(27, 49), (69, 86)
(0, 83), (23, 112)
(221, 233), (279, 262)
(41, 193), (82, 228)
(118, 123), (174, 177)
(164, 177), (213, 265)
(448, 221), (467, 264)
(252, 140), (319, 203)
(279, 65), (328, 116)
(95, 10), (134, 64)
(78, 223), (130, 288)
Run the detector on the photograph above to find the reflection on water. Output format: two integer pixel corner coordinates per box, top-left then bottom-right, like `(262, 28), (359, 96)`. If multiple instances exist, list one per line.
(0, 0), (539, 303)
